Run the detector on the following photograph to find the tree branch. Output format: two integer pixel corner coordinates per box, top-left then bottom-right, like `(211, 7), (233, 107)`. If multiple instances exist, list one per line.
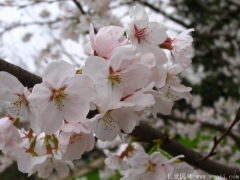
(130, 121), (240, 177)
(0, 58), (42, 87)
(198, 106), (240, 161)
(72, 0), (86, 15)
(158, 114), (240, 149)
(0, 58), (240, 176)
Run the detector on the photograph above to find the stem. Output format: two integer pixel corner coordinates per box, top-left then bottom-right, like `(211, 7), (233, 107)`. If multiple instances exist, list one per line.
(197, 106), (240, 161)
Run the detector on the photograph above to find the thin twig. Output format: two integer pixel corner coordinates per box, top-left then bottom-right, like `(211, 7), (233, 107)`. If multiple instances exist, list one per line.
(197, 106), (240, 161)
(0, 17), (76, 36)
(158, 114), (240, 149)
(72, 0), (86, 15)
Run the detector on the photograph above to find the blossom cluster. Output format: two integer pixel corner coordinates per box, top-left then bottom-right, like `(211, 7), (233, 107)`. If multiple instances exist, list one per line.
(0, 4), (194, 179)
(97, 139), (193, 180)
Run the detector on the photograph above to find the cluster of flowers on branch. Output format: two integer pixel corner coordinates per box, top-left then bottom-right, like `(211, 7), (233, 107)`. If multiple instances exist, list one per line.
(0, 4), (194, 179)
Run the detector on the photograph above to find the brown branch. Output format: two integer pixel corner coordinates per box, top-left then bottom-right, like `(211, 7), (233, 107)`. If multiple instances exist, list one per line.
(72, 0), (86, 15)
(158, 114), (240, 149)
(0, 58), (42, 87)
(198, 106), (240, 161)
(130, 121), (240, 177)
(0, 58), (240, 176)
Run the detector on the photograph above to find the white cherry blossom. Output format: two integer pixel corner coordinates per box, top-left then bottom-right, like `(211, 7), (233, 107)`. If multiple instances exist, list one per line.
(126, 4), (168, 63)
(83, 44), (151, 105)
(121, 152), (184, 180)
(28, 61), (97, 134)
(85, 91), (138, 141)
(172, 28), (195, 68)
(18, 153), (73, 179)
(58, 122), (95, 161)
(0, 72), (31, 119)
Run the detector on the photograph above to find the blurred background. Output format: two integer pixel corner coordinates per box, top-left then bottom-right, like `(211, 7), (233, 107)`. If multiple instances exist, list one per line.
(0, 0), (240, 179)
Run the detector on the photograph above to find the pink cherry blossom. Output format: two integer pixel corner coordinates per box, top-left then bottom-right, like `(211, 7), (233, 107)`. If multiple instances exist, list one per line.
(0, 117), (21, 149)
(84, 24), (128, 59)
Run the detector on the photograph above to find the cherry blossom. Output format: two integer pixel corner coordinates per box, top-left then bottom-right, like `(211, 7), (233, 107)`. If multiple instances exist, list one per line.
(0, 3), (201, 179)
(18, 153), (73, 178)
(0, 72), (31, 119)
(83, 44), (152, 105)
(126, 4), (168, 63)
(0, 117), (21, 149)
(121, 152), (184, 180)
(160, 28), (194, 68)
(84, 24), (128, 59)
(85, 90), (138, 141)
(104, 142), (145, 171)
(58, 122), (95, 161)
(122, 82), (156, 112)
(153, 64), (192, 103)
(28, 61), (97, 134)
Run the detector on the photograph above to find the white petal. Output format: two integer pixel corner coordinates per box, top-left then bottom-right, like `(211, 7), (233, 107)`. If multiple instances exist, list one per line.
(42, 61), (75, 89)
(136, 52), (156, 68)
(129, 4), (149, 29)
(62, 97), (89, 122)
(121, 64), (151, 95)
(95, 34), (120, 59)
(125, 93), (155, 111)
(111, 108), (138, 133)
(153, 66), (167, 88)
(110, 45), (137, 72)
(153, 97), (173, 116)
(0, 72), (24, 101)
(54, 158), (70, 176)
(65, 74), (97, 102)
(98, 26), (125, 39)
(146, 22), (167, 44)
(38, 101), (63, 134)
(28, 81), (52, 109)
(82, 56), (109, 81)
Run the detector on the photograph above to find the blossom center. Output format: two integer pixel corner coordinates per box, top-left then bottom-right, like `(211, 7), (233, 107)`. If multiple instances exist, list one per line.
(100, 111), (117, 131)
(146, 161), (156, 172)
(109, 74), (121, 85)
(51, 88), (67, 111)
(7, 94), (28, 116)
(134, 25), (147, 44)
(166, 73), (179, 84)
(70, 133), (82, 144)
